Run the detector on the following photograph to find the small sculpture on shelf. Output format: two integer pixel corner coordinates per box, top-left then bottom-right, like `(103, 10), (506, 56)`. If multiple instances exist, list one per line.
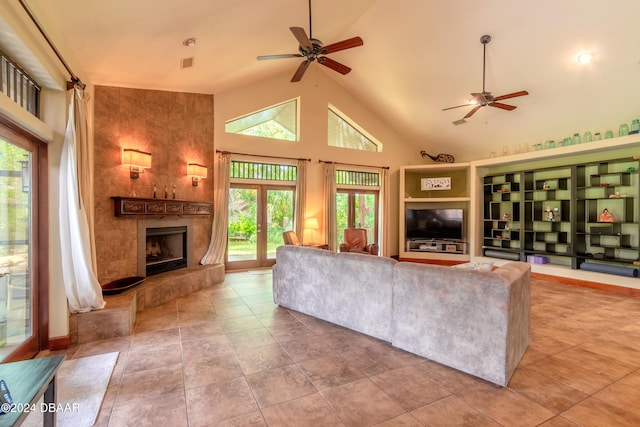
(542, 181), (550, 190)
(502, 213), (510, 220)
(599, 208), (614, 223)
(420, 150), (455, 163)
(544, 205), (555, 221)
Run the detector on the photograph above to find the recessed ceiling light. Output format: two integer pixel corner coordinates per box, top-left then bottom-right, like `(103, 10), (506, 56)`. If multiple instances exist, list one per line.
(182, 37), (197, 47)
(577, 52), (594, 64)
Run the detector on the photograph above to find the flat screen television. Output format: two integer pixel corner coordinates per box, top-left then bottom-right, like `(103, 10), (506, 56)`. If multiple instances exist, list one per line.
(405, 208), (463, 241)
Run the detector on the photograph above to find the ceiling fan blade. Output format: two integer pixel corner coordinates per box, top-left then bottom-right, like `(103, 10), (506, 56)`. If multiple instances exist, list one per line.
(291, 60), (311, 82)
(489, 102), (517, 111)
(290, 27), (313, 51)
(322, 36), (364, 54)
(493, 90), (529, 101)
(442, 103), (473, 111)
(257, 54), (303, 61)
(464, 105), (482, 119)
(317, 56), (351, 75)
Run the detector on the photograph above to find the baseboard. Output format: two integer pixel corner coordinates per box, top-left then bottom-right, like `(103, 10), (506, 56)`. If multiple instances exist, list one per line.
(48, 335), (70, 350)
(531, 272), (640, 296)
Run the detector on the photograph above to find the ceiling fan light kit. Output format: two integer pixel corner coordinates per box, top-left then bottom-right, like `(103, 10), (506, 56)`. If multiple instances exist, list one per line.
(256, 0), (363, 82)
(442, 34), (528, 122)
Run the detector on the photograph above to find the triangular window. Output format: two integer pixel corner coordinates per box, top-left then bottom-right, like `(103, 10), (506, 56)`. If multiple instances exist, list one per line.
(225, 98), (298, 141)
(327, 104), (381, 152)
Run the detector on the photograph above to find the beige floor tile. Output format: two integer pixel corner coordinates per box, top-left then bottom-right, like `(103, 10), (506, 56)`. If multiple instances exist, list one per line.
(130, 327), (180, 353)
(411, 395), (502, 427)
(235, 343), (294, 375)
(528, 355), (616, 394)
(246, 364), (317, 408)
(123, 342), (182, 374)
(220, 314), (265, 334)
(299, 355), (366, 390)
(594, 381), (640, 417)
(213, 410), (267, 427)
(261, 393), (345, 426)
(183, 353), (244, 389)
(561, 396), (640, 426)
(109, 394), (188, 427)
(370, 365), (451, 411)
(74, 336), (132, 358)
(279, 336), (342, 363)
(180, 334), (234, 362)
(373, 413), (424, 427)
(552, 345), (637, 382)
(322, 378), (405, 427)
(507, 366), (588, 413)
(115, 363), (184, 406)
(179, 321), (225, 342)
(227, 327), (278, 350)
(185, 377), (259, 427)
(456, 381), (555, 426)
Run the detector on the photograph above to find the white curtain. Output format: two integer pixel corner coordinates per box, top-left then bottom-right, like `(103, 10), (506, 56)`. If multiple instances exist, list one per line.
(201, 152), (231, 264)
(59, 87), (105, 313)
(323, 162), (337, 251)
(294, 159), (307, 238)
(380, 167), (391, 257)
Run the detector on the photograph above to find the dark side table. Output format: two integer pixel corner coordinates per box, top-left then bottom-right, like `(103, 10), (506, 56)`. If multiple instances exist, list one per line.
(0, 355), (65, 427)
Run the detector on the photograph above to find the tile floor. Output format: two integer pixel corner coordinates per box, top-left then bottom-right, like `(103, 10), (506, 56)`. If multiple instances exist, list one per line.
(40, 270), (640, 426)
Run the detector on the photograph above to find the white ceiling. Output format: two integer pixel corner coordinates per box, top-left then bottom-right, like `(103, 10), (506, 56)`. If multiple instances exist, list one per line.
(13, 0), (640, 160)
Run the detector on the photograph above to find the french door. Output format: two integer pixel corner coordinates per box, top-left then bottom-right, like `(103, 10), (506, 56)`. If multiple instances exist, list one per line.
(0, 122), (46, 362)
(336, 190), (379, 247)
(226, 184), (294, 269)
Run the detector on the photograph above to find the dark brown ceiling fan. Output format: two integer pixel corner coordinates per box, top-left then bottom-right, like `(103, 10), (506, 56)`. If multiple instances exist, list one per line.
(256, 0), (363, 82)
(443, 35), (528, 120)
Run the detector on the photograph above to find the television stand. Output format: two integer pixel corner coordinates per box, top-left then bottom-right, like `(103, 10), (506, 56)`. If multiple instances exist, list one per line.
(406, 239), (467, 254)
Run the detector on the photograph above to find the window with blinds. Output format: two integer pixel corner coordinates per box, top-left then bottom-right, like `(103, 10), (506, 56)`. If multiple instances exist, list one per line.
(230, 161), (297, 182)
(1, 50), (40, 117)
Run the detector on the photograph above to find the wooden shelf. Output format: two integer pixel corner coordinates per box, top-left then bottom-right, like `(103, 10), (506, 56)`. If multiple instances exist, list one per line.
(112, 196), (212, 217)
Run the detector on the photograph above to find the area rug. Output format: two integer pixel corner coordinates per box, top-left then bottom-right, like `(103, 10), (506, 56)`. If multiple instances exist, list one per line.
(22, 351), (119, 427)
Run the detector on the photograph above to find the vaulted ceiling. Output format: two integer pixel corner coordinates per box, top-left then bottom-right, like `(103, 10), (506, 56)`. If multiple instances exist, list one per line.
(9, 0), (640, 160)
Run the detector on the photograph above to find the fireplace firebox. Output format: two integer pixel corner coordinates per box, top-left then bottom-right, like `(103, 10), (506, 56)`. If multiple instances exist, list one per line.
(145, 226), (187, 276)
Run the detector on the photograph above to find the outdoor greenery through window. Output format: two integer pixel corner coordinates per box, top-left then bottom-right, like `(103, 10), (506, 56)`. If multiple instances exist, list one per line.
(225, 98), (298, 141)
(328, 104), (380, 152)
(227, 161), (297, 264)
(1, 50), (40, 117)
(230, 160), (297, 181)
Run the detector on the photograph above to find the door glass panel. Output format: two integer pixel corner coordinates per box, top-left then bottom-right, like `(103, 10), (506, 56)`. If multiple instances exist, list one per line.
(0, 139), (32, 360)
(354, 193), (377, 242)
(335, 192), (349, 244)
(265, 189), (294, 260)
(227, 187), (257, 262)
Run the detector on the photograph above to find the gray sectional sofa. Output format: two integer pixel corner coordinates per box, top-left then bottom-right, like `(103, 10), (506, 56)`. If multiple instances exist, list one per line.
(272, 245), (531, 386)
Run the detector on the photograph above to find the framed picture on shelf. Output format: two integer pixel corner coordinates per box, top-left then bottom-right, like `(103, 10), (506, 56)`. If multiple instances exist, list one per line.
(421, 177), (451, 191)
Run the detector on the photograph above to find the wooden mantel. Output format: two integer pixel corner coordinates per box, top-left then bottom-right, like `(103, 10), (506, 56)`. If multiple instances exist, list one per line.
(112, 196), (212, 217)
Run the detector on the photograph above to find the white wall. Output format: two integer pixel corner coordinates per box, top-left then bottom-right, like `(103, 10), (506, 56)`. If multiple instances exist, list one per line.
(214, 70), (419, 254)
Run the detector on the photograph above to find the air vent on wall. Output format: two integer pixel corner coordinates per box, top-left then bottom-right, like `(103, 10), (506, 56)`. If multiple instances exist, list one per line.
(181, 57), (195, 69)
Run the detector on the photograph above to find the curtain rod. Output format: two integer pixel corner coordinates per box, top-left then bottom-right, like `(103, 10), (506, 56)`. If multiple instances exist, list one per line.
(18, 0), (85, 90)
(216, 150), (310, 162)
(319, 159), (389, 170)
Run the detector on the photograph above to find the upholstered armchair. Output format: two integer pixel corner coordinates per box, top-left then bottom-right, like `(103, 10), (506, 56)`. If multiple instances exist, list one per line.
(282, 230), (301, 246)
(339, 228), (379, 255)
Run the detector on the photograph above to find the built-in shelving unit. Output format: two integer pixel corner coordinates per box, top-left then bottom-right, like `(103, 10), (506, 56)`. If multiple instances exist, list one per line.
(478, 146), (640, 280)
(399, 163), (470, 262)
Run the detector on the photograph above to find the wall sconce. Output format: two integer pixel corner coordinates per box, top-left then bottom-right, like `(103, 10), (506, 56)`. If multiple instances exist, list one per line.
(187, 163), (208, 186)
(122, 148), (152, 179)
(304, 217), (319, 243)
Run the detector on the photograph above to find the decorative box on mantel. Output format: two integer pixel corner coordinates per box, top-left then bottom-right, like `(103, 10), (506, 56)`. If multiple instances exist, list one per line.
(112, 196), (212, 217)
